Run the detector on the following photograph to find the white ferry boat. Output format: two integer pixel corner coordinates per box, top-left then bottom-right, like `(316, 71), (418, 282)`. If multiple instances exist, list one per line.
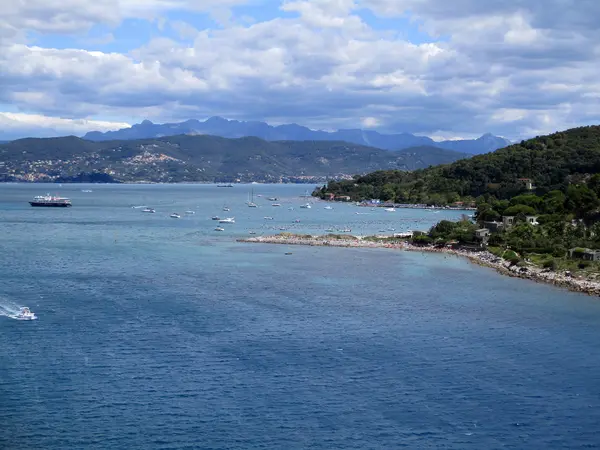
(29, 194), (72, 207)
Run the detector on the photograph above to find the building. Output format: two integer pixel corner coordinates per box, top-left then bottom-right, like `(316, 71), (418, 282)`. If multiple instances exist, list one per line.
(518, 178), (535, 190)
(335, 195), (351, 202)
(475, 228), (490, 245)
(502, 216), (515, 228)
(483, 221), (503, 232)
(525, 215), (539, 226)
(569, 248), (600, 262)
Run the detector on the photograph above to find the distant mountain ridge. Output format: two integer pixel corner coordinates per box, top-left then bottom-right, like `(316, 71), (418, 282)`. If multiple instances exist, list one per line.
(0, 135), (470, 183)
(83, 117), (511, 155)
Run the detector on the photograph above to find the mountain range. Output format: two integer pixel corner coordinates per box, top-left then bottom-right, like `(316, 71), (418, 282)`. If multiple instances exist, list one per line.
(0, 135), (470, 183)
(83, 117), (511, 155)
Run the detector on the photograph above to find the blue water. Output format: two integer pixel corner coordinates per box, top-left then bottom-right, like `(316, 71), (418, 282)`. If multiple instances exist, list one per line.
(1, 183), (600, 449)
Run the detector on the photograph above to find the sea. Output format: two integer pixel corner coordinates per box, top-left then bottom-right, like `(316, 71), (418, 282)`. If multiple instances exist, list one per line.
(1, 183), (600, 449)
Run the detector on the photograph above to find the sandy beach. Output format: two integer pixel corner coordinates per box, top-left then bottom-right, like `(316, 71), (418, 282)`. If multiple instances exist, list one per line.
(238, 234), (600, 296)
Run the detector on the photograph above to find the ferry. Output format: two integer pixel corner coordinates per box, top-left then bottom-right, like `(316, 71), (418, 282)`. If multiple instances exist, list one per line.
(29, 194), (72, 207)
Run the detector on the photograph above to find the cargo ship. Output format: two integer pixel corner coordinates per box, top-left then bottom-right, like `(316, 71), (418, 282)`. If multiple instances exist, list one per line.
(29, 194), (72, 207)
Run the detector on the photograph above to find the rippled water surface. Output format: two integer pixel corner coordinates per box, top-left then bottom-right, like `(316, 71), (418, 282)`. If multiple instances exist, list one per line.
(1, 183), (600, 449)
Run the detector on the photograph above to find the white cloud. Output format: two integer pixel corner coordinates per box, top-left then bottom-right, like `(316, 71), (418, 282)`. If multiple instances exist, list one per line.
(361, 117), (379, 128)
(0, 0), (599, 140)
(0, 112), (129, 139)
(0, 0), (249, 36)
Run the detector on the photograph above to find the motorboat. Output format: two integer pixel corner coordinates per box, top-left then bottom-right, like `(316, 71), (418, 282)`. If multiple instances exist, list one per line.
(170, 213), (181, 219)
(299, 203), (312, 209)
(324, 206), (333, 210)
(385, 207), (396, 212)
(215, 226), (225, 231)
(142, 208), (155, 213)
(272, 203), (281, 207)
(264, 216), (274, 220)
(222, 207), (230, 212)
(219, 217), (235, 224)
(249, 231), (257, 235)
(268, 197), (278, 201)
(185, 210), (195, 215)
(212, 216), (221, 220)
(16, 307), (37, 321)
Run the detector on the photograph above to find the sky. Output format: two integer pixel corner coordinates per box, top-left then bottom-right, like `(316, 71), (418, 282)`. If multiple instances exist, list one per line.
(0, 0), (599, 141)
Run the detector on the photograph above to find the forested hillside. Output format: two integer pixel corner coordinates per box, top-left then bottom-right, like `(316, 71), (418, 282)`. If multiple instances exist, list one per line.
(315, 126), (600, 204)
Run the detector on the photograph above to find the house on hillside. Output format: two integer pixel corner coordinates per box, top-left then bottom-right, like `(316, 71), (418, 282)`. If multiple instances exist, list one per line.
(483, 221), (503, 232)
(475, 228), (490, 245)
(518, 178), (535, 190)
(525, 215), (539, 225)
(569, 248), (600, 262)
(502, 216), (515, 228)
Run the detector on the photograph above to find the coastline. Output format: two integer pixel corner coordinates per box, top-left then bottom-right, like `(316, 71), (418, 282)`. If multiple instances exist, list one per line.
(238, 234), (600, 296)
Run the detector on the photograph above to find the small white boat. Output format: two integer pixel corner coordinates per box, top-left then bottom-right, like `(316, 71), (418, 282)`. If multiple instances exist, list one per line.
(384, 207), (396, 212)
(249, 231), (257, 235)
(272, 203), (281, 207)
(142, 208), (155, 213)
(222, 207), (230, 212)
(264, 216), (274, 220)
(248, 202), (258, 208)
(170, 213), (181, 219)
(268, 197), (278, 201)
(219, 217), (235, 224)
(16, 307), (36, 321)
(185, 210), (195, 215)
(324, 206), (333, 210)
(299, 203), (312, 209)
(215, 227), (225, 231)
(212, 216), (220, 220)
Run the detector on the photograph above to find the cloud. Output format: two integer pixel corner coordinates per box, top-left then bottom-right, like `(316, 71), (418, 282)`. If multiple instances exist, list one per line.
(0, 0), (598, 140)
(0, 0), (249, 37)
(0, 112), (129, 139)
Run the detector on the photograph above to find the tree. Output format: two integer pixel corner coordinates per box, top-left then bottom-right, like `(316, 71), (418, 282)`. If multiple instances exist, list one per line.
(503, 204), (537, 216)
(565, 185), (599, 219)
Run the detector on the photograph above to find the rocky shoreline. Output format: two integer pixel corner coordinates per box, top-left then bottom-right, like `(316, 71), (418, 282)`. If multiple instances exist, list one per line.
(238, 234), (600, 296)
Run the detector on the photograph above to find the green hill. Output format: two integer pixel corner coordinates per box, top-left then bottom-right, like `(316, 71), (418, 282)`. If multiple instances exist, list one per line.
(315, 125), (600, 204)
(0, 134), (469, 183)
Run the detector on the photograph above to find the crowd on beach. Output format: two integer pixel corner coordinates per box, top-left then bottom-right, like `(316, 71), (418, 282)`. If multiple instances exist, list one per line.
(239, 234), (600, 296)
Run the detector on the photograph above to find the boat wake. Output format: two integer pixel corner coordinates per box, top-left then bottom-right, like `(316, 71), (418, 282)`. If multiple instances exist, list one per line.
(0, 297), (36, 320)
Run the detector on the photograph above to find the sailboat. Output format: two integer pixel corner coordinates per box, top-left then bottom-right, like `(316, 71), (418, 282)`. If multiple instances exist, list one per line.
(247, 188), (258, 208)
